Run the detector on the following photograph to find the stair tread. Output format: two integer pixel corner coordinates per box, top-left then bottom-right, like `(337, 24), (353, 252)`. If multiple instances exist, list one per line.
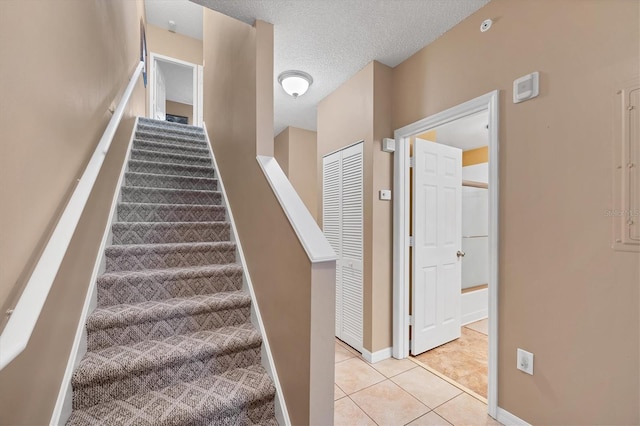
(99, 262), (241, 281)
(87, 291), (251, 331)
(73, 323), (261, 386)
(128, 159), (214, 173)
(125, 171), (217, 183)
(106, 240), (235, 253)
(131, 148), (212, 165)
(67, 364), (276, 426)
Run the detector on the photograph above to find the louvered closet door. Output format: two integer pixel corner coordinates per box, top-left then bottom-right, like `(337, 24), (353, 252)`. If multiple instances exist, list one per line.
(323, 152), (342, 336)
(322, 142), (363, 352)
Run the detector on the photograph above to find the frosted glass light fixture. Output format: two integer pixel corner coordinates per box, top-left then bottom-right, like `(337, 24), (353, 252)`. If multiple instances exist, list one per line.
(278, 70), (313, 98)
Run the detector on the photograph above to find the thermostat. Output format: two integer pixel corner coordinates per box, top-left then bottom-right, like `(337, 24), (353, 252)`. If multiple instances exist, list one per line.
(513, 72), (539, 103)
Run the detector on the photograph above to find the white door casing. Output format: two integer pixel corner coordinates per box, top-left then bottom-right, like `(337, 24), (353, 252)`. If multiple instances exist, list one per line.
(323, 142), (364, 352)
(411, 138), (462, 355)
(148, 53), (203, 126)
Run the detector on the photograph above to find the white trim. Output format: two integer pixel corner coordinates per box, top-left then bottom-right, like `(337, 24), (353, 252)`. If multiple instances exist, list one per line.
(257, 156), (338, 263)
(0, 62), (143, 371)
(50, 118), (140, 426)
(361, 347), (392, 364)
(148, 53), (203, 127)
(496, 407), (531, 426)
(202, 125), (291, 426)
(461, 288), (488, 326)
(392, 91), (500, 418)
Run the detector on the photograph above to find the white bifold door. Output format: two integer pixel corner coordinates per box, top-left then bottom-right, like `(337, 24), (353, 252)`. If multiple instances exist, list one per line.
(323, 142), (364, 352)
(411, 138), (463, 355)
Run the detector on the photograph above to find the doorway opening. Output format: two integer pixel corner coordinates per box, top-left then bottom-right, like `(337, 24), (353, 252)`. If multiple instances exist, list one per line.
(392, 91), (499, 417)
(148, 53), (203, 127)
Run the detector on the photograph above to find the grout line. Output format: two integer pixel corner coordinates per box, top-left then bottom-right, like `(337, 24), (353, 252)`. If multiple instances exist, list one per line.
(345, 395), (380, 425)
(407, 357), (488, 404)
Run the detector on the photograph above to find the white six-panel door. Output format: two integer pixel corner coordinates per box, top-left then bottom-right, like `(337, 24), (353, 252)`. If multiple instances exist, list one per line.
(411, 138), (462, 355)
(323, 142), (364, 352)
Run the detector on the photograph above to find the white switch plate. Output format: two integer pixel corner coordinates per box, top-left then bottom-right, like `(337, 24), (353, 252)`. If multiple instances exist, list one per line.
(379, 190), (392, 201)
(513, 71), (539, 103)
(517, 348), (534, 375)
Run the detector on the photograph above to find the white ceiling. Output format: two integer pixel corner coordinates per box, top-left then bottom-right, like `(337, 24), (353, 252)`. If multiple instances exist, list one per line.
(151, 0), (490, 135)
(424, 110), (489, 151)
(145, 0), (203, 40)
(158, 60), (194, 105)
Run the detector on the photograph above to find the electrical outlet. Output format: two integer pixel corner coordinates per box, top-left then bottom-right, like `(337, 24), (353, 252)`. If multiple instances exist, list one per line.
(517, 348), (534, 375)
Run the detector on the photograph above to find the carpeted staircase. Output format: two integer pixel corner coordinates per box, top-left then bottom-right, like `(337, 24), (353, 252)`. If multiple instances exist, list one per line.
(67, 118), (277, 426)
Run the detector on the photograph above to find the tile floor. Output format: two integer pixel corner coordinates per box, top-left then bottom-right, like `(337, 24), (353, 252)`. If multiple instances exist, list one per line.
(334, 331), (501, 426)
(413, 319), (488, 397)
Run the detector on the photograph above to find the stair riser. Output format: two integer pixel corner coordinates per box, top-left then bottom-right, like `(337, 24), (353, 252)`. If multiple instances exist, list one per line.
(87, 306), (251, 350)
(121, 187), (222, 206)
(125, 173), (217, 191)
(112, 223), (230, 245)
(135, 130), (206, 146)
(73, 347), (261, 410)
(105, 245), (236, 272)
(117, 204), (226, 223)
(128, 160), (215, 178)
(133, 139), (210, 156)
(130, 150), (212, 167)
(98, 270), (242, 307)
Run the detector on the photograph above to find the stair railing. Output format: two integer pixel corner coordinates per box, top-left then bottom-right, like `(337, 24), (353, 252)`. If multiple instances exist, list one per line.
(0, 61), (145, 370)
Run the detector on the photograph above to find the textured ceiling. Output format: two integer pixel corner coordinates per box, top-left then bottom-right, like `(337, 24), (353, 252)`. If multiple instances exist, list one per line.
(145, 0), (203, 40)
(189, 0), (490, 134)
(158, 60), (194, 105)
(420, 110), (489, 151)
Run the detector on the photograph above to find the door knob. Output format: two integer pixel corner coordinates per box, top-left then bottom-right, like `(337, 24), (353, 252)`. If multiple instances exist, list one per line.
(457, 250), (465, 258)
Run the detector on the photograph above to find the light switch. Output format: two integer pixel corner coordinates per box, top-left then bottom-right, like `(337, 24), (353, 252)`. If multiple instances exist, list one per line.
(379, 190), (392, 201)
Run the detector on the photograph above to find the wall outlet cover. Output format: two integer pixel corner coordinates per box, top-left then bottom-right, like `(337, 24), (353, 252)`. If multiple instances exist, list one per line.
(517, 348), (534, 375)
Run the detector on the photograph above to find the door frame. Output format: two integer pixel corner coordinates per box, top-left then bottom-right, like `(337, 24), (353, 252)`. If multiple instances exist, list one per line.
(392, 90), (499, 417)
(148, 52), (204, 126)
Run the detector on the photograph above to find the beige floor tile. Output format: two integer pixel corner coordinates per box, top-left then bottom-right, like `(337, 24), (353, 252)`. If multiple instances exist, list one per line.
(350, 380), (429, 425)
(368, 357), (418, 378)
(334, 397), (377, 426)
(465, 319), (488, 335)
(406, 411), (452, 426)
(434, 393), (501, 426)
(335, 357), (386, 394)
(335, 384), (346, 400)
(337, 339), (361, 356)
(391, 367), (462, 409)
(336, 342), (357, 363)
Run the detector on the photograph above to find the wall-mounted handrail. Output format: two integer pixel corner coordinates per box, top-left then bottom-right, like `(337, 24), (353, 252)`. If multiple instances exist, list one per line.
(0, 61), (144, 371)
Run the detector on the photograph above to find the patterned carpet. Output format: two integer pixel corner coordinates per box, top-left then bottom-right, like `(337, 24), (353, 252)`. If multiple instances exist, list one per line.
(67, 118), (277, 425)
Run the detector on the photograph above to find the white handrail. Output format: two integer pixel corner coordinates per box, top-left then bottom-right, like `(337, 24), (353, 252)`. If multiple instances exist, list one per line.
(256, 155), (337, 263)
(0, 61), (144, 370)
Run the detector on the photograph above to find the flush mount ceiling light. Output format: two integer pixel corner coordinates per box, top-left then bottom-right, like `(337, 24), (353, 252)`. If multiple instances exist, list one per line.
(278, 70), (313, 98)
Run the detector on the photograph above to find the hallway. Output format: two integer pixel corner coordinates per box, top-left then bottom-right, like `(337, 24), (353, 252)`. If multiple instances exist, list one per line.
(334, 338), (501, 425)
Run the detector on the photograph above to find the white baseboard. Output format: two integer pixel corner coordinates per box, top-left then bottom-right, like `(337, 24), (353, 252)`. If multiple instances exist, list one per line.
(50, 118), (139, 426)
(461, 287), (488, 326)
(496, 407), (531, 426)
(362, 347), (392, 363)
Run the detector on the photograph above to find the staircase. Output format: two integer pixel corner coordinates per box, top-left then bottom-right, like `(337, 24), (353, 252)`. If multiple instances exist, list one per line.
(67, 118), (277, 425)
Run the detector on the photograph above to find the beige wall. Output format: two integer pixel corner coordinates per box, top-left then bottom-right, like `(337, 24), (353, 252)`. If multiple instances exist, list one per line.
(275, 127), (318, 220)
(392, 0), (639, 423)
(317, 61), (393, 352)
(274, 127), (290, 175)
(202, 11), (320, 425)
(0, 1), (146, 424)
(146, 23), (203, 65)
(166, 100), (193, 125)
